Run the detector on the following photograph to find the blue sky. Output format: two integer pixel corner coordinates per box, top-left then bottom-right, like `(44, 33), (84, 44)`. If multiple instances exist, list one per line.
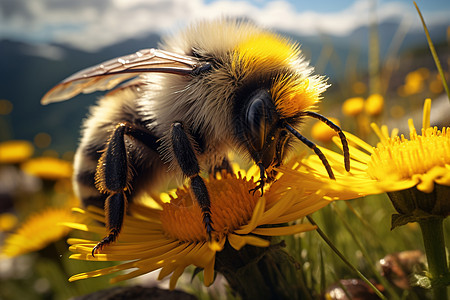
(205, 0), (450, 12)
(0, 0), (448, 52)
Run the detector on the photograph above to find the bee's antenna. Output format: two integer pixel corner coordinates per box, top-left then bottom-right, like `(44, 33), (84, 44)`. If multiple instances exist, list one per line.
(302, 111), (350, 172)
(284, 123), (335, 180)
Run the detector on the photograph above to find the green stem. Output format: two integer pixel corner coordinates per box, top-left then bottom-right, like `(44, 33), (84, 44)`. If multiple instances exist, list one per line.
(307, 216), (387, 300)
(418, 218), (449, 300)
(344, 202), (382, 241)
(332, 204), (401, 300)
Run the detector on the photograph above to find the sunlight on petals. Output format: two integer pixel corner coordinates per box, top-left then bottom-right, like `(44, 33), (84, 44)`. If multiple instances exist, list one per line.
(67, 166), (334, 288)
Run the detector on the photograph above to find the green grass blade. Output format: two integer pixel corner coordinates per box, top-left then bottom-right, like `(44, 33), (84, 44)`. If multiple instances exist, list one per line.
(414, 1), (450, 102)
(306, 216), (388, 300)
(331, 203), (401, 300)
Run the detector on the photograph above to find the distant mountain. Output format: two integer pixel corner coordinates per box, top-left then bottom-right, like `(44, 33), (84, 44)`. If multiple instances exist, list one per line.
(0, 34), (160, 153)
(288, 19), (448, 75)
(0, 19), (447, 154)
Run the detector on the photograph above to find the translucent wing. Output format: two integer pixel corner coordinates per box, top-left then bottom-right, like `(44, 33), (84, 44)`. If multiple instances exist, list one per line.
(41, 49), (204, 104)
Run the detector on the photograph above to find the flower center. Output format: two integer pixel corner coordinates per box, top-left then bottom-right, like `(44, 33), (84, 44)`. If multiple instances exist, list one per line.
(367, 127), (450, 181)
(160, 173), (259, 242)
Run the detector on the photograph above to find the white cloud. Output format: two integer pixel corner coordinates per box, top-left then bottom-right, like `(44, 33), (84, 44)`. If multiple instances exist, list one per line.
(0, 0), (447, 51)
(20, 43), (66, 60)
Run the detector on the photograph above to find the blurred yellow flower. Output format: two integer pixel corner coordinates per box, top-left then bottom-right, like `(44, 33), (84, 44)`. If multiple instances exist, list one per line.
(342, 97), (365, 116)
(1, 208), (76, 257)
(21, 157), (72, 180)
(399, 68), (430, 96)
(364, 93), (384, 116)
(0, 140), (34, 164)
(390, 105), (405, 119)
(311, 117), (340, 143)
(429, 74), (444, 94)
(0, 213), (18, 231)
(65, 168), (327, 289)
(352, 81), (367, 95)
(0, 99), (13, 115)
(34, 132), (52, 149)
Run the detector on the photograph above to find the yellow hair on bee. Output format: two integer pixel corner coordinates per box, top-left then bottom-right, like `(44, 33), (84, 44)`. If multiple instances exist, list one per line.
(231, 31), (327, 118)
(233, 33), (300, 73)
(271, 74), (327, 118)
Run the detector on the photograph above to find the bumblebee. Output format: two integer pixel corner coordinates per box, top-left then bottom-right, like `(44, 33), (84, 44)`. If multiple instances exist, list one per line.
(42, 19), (349, 255)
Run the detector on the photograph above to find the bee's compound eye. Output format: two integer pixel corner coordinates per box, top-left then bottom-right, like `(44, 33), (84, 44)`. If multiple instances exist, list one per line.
(245, 90), (273, 152)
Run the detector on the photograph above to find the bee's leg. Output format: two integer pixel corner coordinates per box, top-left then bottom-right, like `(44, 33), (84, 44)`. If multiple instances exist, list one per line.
(91, 123), (130, 255)
(249, 162), (266, 196)
(93, 192), (126, 255)
(170, 122), (213, 235)
(92, 122), (161, 256)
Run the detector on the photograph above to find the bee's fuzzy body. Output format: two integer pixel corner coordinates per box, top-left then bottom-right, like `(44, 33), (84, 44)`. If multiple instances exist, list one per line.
(74, 19), (325, 208)
(43, 19), (346, 254)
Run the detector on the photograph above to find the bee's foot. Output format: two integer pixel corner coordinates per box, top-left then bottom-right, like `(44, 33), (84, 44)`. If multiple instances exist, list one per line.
(91, 229), (119, 257)
(249, 178), (265, 196)
(202, 210), (214, 241)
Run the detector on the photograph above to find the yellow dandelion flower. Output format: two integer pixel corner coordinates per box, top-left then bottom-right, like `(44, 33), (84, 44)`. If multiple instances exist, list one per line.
(280, 98), (450, 299)
(280, 98), (449, 221)
(0, 140), (34, 164)
(1, 207), (76, 257)
(21, 157), (72, 180)
(311, 117), (340, 143)
(342, 97), (365, 117)
(65, 169), (327, 290)
(364, 93), (384, 116)
(367, 126), (449, 192)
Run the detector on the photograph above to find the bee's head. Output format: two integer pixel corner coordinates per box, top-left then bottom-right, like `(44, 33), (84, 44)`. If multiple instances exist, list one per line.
(229, 30), (349, 178)
(237, 88), (290, 171)
(234, 84), (350, 180)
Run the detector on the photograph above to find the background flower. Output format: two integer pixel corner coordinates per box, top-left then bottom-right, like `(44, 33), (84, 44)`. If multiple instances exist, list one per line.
(1, 207), (76, 258)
